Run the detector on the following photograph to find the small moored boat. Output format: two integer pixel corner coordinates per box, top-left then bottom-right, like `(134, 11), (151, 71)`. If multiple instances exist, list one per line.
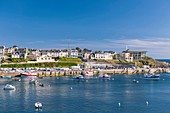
(4, 84), (16, 90)
(84, 70), (94, 79)
(1, 75), (12, 79)
(99, 74), (111, 79)
(144, 73), (160, 80)
(72, 75), (84, 79)
(35, 102), (42, 109)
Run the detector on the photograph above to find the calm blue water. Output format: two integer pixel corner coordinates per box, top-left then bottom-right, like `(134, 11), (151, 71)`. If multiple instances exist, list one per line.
(1, 74), (170, 113)
(157, 59), (170, 64)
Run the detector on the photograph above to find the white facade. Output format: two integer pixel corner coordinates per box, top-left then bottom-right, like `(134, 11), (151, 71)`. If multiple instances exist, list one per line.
(94, 53), (112, 60)
(16, 48), (28, 59)
(36, 55), (55, 62)
(0, 46), (5, 56)
(47, 52), (58, 57)
(11, 53), (20, 58)
(46, 51), (68, 58)
(84, 53), (91, 59)
(70, 50), (78, 58)
(121, 52), (133, 62)
(58, 51), (68, 57)
(31, 49), (40, 57)
(5, 47), (14, 54)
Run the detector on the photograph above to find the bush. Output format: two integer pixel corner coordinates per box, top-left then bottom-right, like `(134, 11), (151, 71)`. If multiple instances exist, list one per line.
(136, 61), (143, 67)
(59, 57), (82, 63)
(7, 58), (26, 63)
(0, 62), (77, 68)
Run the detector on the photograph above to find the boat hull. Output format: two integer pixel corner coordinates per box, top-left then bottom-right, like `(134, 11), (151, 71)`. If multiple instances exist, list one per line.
(1, 76), (12, 79)
(21, 73), (37, 78)
(84, 70), (94, 77)
(4, 84), (16, 90)
(144, 74), (160, 80)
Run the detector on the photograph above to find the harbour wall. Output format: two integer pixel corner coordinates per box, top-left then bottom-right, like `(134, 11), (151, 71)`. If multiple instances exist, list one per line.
(0, 68), (169, 77)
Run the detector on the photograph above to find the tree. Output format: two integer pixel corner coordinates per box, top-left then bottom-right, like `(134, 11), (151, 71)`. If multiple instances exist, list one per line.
(83, 48), (89, 52)
(13, 45), (19, 48)
(75, 47), (82, 52)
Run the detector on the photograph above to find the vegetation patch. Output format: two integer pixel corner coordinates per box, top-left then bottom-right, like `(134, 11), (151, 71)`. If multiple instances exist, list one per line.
(0, 62), (77, 68)
(53, 57), (82, 63)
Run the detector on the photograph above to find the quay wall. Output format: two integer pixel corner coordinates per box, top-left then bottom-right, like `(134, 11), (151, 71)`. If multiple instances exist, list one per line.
(0, 68), (169, 77)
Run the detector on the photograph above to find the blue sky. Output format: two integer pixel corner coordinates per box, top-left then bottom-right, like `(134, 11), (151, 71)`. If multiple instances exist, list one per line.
(0, 0), (170, 58)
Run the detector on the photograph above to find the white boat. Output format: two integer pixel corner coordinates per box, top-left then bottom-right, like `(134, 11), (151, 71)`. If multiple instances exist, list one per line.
(72, 75), (84, 79)
(144, 73), (160, 80)
(84, 70), (94, 76)
(99, 74), (111, 79)
(4, 84), (16, 90)
(35, 102), (42, 108)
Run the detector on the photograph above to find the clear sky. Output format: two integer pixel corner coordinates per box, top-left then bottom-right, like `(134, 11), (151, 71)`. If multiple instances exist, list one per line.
(0, 0), (170, 58)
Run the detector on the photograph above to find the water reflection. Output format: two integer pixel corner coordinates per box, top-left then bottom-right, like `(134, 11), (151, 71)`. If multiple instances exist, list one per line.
(35, 108), (43, 113)
(0, 74), (169, 113)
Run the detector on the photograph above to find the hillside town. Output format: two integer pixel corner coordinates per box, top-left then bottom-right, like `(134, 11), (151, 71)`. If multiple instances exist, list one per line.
(0, 45), (147, 63)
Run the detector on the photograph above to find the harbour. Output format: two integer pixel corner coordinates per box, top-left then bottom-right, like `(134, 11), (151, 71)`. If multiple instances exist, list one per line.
(0, 0), (170, 112)
(0, 73), (170, 113)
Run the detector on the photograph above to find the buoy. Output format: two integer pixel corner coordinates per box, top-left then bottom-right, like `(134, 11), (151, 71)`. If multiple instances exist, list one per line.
(70, 87), (73, 90)
(118, 102), (121, 107)
(35, 102), (42, 109)
(146, 101), (149, 105)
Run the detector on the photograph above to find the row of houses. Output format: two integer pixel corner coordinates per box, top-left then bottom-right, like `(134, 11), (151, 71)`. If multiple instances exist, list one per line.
(0, 46), (147, 63)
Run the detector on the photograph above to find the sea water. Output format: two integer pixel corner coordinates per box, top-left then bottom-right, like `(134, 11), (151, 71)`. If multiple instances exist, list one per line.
(157, 59), (170, 64)
(0, 74), (170, 113)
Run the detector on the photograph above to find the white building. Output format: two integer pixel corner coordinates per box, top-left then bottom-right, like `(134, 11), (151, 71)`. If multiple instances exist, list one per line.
(70, 49), (78, 58)
(93, 52), (113, 60)
(47, 51), (58, 57)
(11, 52), (20, 58)
(36, 55), (55, 62)
(16, 48), (28, 59)
(44, 50), (68, 58)
(5, 47), (15, 54)
(119, 52), (133, 62)
(0, 46), (5, 56)
(58, 50), (68, 57)
(83, 52), (91, 59)
(30, 49), (40, 57)
(117, 50), (147, 62)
